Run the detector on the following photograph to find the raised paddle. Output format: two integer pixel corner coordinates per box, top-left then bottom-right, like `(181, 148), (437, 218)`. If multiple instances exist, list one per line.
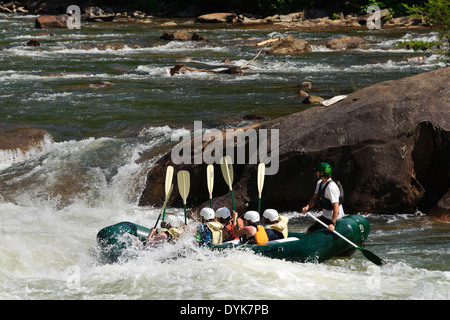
(177, 170), (190, 225)
(306, 211), (386, 266)
(162, 165), (174, 222)
(154, 184), (173, 229)
(220, 156), (236, 212)
(207, 164), (214, 208)
(257, 163), (265, 214)
(153, 165), (174, 228)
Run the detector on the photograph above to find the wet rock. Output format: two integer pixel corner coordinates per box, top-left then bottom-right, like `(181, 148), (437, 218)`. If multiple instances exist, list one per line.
(27, 0), (72, 14)
(196, 13), (237, 23)
(139, 67), (450, 216)
(81, 6), (115, 22)
(35, 14), (69, 28)
(306, 95), (324, 104)
(297, 81), (312, 90)
(220, 66), (243, 75)
(0, 125), (49, 152)
(26, 38), (40, 47)
(326, 36), (366, 50)
(266, 35), (311, 55)
(428, 190), (450, 222)
(96, 42), (125, 50)
(160, 30), (208, 42)
(89, 81), (112, 89)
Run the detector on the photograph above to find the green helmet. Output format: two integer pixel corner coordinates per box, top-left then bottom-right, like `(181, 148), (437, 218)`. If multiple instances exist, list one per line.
(315, 162), (332, 177)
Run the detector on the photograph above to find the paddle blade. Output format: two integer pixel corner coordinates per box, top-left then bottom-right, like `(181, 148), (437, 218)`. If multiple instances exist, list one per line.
(361, 248), (386, 266)
(165, 166), (174, 196)
(220, 156), (234, 190)
(207, 164), (214, 198)
(177, 170), (190, 204)
(257, 163), (265, 197)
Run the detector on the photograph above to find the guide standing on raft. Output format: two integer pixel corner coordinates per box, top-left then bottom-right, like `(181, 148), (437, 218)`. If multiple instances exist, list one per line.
(302, 162), (345, 235)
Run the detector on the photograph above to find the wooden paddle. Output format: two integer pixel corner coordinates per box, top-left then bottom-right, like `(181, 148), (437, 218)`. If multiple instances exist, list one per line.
(177, 170), (190, 225)
(220, 156), (236, 212)
(153, 165), (174, 228)
(207, 164), (214, 208)
(154, 184), (173, 229)
(257, 163), (265, 214)
(162, 165), (174, 222)
(306, 212), (386, 266)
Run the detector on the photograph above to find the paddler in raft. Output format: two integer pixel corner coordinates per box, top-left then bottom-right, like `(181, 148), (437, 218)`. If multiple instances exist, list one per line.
(302, 162), (345, 235)
(230, 209), (290, 244)
(216, 207), (244, 242)
(195, 207), (224, 245)
(262, 209), (289, 240)
(144, 215), (184, 246)
(231, 210), (268, 244)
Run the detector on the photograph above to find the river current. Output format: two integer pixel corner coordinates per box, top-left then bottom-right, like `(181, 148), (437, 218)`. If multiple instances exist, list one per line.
(0, 13), (448, 300)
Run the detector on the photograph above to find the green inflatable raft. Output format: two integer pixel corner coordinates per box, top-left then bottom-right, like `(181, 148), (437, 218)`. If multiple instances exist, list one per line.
(96, 214), (370, 264)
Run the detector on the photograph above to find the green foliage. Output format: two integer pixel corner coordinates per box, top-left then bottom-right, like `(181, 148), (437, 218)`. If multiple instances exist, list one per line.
(402, 0), (449, 62)
(396, 39), (440, 51)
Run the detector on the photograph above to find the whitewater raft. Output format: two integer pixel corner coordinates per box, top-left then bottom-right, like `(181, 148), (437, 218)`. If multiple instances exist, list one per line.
(97, 215), (370, 264)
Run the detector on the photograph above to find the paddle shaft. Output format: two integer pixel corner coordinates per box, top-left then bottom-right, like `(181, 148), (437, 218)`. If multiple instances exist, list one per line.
(178, 170), (190, 226)
(162, 166), (174, 222)
(154, 185), (173, 228)
(207, 165), (214, 208)
(306, 212), (360, 249)
(257, 163), (265, 214)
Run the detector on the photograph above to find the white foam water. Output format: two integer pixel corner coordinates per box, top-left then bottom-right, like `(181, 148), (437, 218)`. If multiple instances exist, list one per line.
(0, 128), (448, 300)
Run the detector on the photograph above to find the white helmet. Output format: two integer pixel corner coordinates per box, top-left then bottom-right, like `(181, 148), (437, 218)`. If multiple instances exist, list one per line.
(216, 207), (231, 219)
(243, 210), (260, 223)
(200, 207), (215, 220)
(263, 209), (278, 222)
(164, 215), (181, 228)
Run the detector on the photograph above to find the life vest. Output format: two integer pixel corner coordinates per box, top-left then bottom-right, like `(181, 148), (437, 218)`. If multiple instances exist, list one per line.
(241, 223), (268, 245)
(265, 215), (289, 238)
(224, 218), (244, 241)
(206, 221), (224, 245)
(158, 227), (183, 243)
(318, 180), (344, 210)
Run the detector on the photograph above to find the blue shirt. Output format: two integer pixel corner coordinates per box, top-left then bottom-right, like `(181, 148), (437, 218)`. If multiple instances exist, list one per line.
(195, 223), (212, 245)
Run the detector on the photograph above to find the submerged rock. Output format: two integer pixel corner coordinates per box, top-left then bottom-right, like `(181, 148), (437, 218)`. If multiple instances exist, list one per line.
(26, 38), (40, 47)
(160, 30), (208, 41)
(139, 67), (450, 216)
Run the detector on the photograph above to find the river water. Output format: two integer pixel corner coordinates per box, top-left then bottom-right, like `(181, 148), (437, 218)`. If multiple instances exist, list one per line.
(0, 13), (448, 300)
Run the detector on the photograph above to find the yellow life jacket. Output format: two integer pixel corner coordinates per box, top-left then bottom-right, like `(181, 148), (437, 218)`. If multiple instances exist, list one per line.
(253, 225), (269, 245)
(206, 221), (223, 245)
(265, 215), (289, 238)
(167, 227), (183, 243)
(158, 227), (183, 243)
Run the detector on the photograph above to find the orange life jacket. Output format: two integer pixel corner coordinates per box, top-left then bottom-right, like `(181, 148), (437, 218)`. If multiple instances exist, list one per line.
(253, 225), (269, 245)
(225, 218), (244, 240)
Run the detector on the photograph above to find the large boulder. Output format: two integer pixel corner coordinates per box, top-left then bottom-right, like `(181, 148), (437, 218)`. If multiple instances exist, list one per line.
(326, 36), (366, 50)
(35, 14), (68, 28)
(139, 67), (450, 218)
(266, 35), (311, 55)
(196, 13), (237, 23)
(428, 190), (450, 222)
(0, 124), (50, 152)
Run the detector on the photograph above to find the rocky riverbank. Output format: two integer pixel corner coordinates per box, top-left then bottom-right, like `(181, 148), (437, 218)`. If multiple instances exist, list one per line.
(138, 67), (450, 221)
(0, 1), (430, 29)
